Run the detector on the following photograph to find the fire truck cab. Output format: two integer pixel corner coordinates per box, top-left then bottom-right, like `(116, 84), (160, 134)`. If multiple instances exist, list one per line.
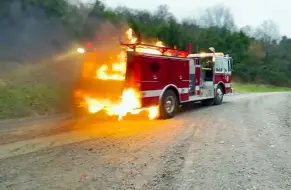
(124, 44), (234, 119)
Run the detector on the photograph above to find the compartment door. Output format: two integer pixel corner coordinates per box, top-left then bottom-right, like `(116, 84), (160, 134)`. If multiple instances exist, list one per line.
(189, 59), (196, 96)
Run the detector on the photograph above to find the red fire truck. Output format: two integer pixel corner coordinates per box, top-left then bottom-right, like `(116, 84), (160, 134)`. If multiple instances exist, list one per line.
(75, 42), (233, 119)
(121, 42), (233, 119)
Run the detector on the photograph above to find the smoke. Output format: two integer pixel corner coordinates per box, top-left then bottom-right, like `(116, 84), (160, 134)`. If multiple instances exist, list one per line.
(0, 0), (70, 63)
(0, 0), (129, 84)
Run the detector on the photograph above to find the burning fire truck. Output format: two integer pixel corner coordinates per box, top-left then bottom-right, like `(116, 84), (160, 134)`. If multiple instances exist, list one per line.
(74, 28), (233, 120)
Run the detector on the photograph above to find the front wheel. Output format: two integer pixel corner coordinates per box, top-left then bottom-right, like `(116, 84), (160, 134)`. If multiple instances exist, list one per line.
(159, 90), (178, 119)
(214, 85), (224, 105)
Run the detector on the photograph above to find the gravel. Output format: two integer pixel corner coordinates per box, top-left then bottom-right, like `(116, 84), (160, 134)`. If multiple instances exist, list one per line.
(0, 92), (290, 190)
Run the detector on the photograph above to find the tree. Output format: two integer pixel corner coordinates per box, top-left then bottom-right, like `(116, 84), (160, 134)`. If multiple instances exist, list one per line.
(1, 0), (291, 86)
(198, 4), (236, 31)
(241, 25), (256, 38)
(81, 0), (108, 40)
(254, 20), (281, 44)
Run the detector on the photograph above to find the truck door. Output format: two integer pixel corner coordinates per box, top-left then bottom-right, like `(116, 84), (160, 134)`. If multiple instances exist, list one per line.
(215, 56), (231, 93)
(167, 58), (190, 101)
(224, 57), (232, 93)
(214, 56), (224, 85)
(189, 59), (196, 96)
(140, 55), (167, 87)
(221, 57), (231, 93)
(139, 55), (167, 107)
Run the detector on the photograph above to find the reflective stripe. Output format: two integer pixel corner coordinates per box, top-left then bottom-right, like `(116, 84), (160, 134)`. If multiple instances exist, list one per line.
(179, 88), (189, 94)
(142, 88), (189, 98)
(142, 84), (231, 98)
(225, 83), (231, 87)
(142, 90), (161, 98)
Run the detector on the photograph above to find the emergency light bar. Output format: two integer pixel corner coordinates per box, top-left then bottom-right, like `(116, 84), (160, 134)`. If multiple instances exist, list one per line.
(187, 52), (224, 57)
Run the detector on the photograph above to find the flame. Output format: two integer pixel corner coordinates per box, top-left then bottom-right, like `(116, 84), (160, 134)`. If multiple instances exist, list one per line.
(96, 51), (126, 80)
(155, 41), (165, 47)
(126, 28), (137, 43)
(85, 88), (159, 121)
(81, 28), (164, 120)
(96, 28), (165, 81)
(126, 28), (165, 55)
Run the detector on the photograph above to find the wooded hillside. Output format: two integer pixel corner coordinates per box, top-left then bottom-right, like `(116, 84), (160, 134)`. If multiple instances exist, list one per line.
(1, 0), (291, 86)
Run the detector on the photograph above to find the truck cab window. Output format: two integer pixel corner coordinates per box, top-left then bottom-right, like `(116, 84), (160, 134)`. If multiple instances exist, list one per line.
(228, 58), (232, 71)
(215, 57), (223, 72)
(222, 58), (229, 72)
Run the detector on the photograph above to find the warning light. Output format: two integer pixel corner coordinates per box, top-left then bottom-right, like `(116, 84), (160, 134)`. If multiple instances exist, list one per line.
(77, 48), (85, 54)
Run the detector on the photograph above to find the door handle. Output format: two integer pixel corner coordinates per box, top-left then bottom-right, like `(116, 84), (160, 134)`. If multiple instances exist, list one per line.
(153, 75), (157, 80)
(179, 75), (183, 80)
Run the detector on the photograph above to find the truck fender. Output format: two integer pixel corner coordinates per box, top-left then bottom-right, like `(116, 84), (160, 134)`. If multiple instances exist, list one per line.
(159, 84), (180, 105)
(215, 82), (226, 94)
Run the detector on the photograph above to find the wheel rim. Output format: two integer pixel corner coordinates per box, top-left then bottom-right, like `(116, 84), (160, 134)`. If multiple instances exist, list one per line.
(216, 88), (223, 100)
(164, 96), (175, 113)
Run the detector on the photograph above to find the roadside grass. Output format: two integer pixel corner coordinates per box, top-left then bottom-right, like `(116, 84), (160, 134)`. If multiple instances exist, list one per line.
(0, 85), (69, 119)
(0, 60), (79, 120)
(232, 83), (291, 93)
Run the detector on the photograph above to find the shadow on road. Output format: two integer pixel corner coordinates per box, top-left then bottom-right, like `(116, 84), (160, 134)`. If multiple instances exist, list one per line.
(177, 101), (230, 116)
(73, 100), (231, 125)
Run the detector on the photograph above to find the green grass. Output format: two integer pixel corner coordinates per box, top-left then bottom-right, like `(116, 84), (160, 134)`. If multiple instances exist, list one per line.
(232, 83), (291, 93)
(0, 84), (71, 119)
(0, 60), (78, 120)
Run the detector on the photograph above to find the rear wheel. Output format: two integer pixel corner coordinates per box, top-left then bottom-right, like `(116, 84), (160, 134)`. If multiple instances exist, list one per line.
(159, 90), (178, 119)
(71, 95), (88, 120)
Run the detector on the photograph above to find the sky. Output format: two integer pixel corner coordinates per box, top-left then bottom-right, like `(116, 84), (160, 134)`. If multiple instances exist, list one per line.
(81, 0), (291, 37)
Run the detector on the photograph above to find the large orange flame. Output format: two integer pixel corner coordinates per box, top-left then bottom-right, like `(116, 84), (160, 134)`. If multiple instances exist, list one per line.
(82, 28), (164, 121)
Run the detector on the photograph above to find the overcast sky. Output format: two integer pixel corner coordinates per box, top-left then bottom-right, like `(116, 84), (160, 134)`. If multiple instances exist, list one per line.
(81, 0), (291, 37)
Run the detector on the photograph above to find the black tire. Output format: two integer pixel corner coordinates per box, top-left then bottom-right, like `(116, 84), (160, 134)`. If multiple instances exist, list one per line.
(214, 85), (224, 105)
(71, 96), (87, 119)
(159, 90), (178, 119)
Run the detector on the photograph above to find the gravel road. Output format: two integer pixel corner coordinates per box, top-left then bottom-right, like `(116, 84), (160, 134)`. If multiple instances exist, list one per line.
(0, 92), (291, 190)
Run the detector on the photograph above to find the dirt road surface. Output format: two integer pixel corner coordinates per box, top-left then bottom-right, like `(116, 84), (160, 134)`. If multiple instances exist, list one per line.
(0, 92), (291, 190)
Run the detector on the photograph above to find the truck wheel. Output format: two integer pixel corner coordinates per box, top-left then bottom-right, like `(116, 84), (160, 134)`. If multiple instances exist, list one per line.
(214, 85), (224, 105)
(159, 90), (178, 119)
(72, 98), (87, 119)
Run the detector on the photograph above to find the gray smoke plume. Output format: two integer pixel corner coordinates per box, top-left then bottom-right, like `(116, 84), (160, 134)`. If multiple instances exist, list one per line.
(0, 0), (70, 63)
